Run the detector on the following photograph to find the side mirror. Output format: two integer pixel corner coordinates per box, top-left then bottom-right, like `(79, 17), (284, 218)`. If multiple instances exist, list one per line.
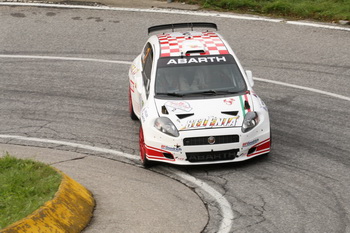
(245, 70), (254, 87)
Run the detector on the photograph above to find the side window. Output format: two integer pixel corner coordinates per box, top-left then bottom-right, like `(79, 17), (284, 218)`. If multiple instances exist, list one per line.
(141, 43), (153, 97)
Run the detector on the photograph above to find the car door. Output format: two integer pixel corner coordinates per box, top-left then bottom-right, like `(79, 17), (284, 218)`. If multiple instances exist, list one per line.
(130, 42), (154, 118)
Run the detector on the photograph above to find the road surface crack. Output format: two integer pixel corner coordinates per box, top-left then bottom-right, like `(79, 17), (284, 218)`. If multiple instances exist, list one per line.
(50, 155), (87, 165)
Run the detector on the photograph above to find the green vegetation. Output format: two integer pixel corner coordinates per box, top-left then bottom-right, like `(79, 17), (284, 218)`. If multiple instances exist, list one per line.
(177, 0), (350, 22)
(0, 154), (61, 229)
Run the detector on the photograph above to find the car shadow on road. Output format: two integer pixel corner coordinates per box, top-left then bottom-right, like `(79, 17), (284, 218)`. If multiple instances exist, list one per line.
(154, 152), (272, 173)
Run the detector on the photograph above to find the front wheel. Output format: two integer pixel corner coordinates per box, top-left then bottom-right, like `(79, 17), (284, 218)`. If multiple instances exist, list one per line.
(139, 126), (152, 168)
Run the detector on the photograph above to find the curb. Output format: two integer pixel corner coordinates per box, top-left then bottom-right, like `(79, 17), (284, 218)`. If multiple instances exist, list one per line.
(0, 170), (95, 233)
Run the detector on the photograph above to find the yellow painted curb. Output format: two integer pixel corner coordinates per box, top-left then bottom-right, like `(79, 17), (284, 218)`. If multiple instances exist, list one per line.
(0, 171), (95, 233)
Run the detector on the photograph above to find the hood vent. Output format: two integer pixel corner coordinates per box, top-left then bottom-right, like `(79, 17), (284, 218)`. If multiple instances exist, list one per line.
(244, 101), (251, 110)
(221, 111), (238, 116)
(162, 105), (169, 114)
(176, 113), (194, 119)
(181, 40), (206, 55)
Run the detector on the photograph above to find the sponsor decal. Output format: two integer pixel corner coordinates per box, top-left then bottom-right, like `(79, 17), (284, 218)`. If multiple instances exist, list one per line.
(247, 138), (270, 157)
(223, 98), (235, 105)
(165, 101), (192, 112)
(141, 107), (149, 123)
(242, 139), (259, 147)
(183, 116), (239, 129)
(166, 56), (227, 65)
(130, 64), (139, 75)
(161, 145), (182, 152)
(253, 94), (268, 111)
(129, 80), (135, 92)
(158, 55), (235, 67)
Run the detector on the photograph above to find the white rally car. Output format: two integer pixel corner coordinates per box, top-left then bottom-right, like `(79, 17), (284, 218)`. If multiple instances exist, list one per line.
(128, 22), (270, 166)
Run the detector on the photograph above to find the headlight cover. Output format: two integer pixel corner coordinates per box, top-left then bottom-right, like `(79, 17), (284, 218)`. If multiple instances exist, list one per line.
(242, 111), (259, 133)
(154, 117), (179, 137)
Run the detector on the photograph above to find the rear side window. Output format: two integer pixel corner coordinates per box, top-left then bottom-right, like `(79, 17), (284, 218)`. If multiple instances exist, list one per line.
(142, 43), (153, 80)
(142, 43), (154, 96)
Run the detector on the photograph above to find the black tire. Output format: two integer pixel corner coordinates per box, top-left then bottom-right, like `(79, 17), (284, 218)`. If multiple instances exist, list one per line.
(139, 126), (153, 168)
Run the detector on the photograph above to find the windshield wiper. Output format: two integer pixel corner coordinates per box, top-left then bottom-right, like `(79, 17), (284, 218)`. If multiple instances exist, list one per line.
(157, 92), (184, 97)
(215, 90), (241, 95)
(184, 89), (241, 96)
(182, 90), (218, 95)
(157, 89), (242, 97)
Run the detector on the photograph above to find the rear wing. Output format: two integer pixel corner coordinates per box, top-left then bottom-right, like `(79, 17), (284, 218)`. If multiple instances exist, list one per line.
(148, 22), (218, 34)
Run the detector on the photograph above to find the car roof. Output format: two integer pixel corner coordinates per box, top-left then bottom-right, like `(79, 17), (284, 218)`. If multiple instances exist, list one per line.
(147, 23), (230, 58)
(156, 31), (229, 57)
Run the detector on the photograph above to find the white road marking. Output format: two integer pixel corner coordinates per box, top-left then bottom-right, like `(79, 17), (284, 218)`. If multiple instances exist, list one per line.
(254, 77), (350, 102)
(162, 167), (234, 233)
(0, 134), (234, 233)
(1, 2), (350, 32)
(0, 54), (132, 65)
(1, 54), (349, 102)
(286, 21), (350, 31)
(0, 135), (138, 159)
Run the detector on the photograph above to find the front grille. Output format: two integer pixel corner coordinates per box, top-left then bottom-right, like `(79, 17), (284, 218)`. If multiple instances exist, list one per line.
(186, 149), (239, 162)
(183, 135), (239, 146)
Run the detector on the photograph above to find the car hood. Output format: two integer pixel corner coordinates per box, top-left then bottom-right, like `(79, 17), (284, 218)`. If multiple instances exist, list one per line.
(154, 94), (253, 131)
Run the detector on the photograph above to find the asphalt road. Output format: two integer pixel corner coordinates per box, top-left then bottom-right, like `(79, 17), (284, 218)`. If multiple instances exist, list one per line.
(0, 3), (350, 233)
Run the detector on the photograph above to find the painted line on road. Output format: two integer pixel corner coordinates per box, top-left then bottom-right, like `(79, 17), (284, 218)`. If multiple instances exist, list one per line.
(0, 2), (350, 32)
(1, 54), (349, 102)
(158, 166), (234, 233)
(0, 54), (132, 65)
(0, 134), (234, 233)
(254, 77), (350, 102)
(0, 135), (138, 160)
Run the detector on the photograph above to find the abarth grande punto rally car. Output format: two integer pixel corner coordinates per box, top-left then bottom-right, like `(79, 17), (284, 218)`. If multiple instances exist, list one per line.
(128, 22), (270, 166)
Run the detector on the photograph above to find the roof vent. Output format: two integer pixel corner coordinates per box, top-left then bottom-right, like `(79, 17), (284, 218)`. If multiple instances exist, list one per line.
(181, 40), (206, 55)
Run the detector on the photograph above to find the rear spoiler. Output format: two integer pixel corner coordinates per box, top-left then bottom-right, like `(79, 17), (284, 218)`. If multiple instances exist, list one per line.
(148, 22), (218, 34)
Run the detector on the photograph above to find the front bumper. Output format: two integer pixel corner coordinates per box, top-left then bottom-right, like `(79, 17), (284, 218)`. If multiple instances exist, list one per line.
(143, 123), (270, 165)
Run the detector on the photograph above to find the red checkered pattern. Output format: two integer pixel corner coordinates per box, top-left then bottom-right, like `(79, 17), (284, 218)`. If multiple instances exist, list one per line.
(158, 32), (229, 57)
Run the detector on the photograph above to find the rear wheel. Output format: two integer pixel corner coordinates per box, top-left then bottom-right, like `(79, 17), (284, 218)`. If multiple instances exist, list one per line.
(139, 126), (152, 168)
(129, 88), (138, 120)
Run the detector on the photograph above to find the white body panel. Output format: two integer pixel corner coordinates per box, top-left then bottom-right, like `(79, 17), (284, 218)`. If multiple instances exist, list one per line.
(128, 26), (271, 165)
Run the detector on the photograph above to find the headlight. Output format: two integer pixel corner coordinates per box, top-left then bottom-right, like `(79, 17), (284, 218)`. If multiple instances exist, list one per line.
(242, 112), (259, 133)
(154, 117), (179, 137)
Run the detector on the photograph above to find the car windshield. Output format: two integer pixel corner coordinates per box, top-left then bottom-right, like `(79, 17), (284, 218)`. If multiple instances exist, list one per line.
(155, 55), (247, 97)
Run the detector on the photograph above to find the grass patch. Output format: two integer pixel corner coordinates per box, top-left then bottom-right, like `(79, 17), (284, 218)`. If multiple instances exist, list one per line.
(177, 0), (350, 22)
(0, 154), (62, 229)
